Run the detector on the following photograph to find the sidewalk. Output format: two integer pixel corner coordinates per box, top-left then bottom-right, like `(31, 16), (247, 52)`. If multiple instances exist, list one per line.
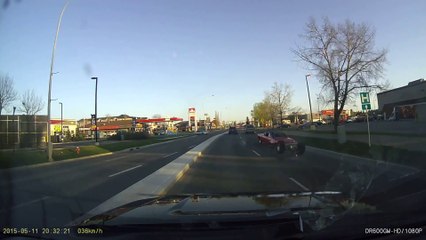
(286, 130), (426, 152)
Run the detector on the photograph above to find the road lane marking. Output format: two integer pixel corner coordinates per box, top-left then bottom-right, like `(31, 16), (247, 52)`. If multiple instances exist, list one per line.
(188, 145), (196, 149)
(106, 155), (127, 162)
(0, 196), (51, 213)
(162, 152), (179, 159)
(108, 165), (143, 178)
(289, 177), (310, 191)
(252, 150), (261, 157)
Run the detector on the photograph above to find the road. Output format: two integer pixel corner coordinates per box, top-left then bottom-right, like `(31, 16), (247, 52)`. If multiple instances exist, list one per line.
(167, 130), (420, 201)
(0, 132), (218, 228)
(0, 129), (422, 230)
(167, 132), (338, 194)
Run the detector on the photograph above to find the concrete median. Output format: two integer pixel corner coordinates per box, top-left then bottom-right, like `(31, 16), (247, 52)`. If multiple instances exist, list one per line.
(71, 132), (226, 224)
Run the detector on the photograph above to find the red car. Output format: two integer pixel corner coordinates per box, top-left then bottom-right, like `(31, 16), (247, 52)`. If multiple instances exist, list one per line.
(257, 131), (305, 156)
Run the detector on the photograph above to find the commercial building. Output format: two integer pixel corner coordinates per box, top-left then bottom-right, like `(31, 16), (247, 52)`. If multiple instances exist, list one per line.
(78, 114), (184, 139)
(377, 79), (426, 121)
(50, 118), (78, 141)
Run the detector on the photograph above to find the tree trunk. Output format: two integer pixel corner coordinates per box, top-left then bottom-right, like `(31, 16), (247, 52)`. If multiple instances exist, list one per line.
(333, 95), (339, 133)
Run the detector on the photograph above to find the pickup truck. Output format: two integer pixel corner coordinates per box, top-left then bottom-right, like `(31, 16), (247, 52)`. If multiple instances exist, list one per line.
(257, 131), (305, 156)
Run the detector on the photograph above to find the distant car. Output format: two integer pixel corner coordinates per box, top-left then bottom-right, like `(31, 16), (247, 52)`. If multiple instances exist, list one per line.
(314, 120), (325, 125)
(346, 117), (355, 123)
(257, 131), (305, 156)
(195, 129), (208, 135)
(376, 114), (384, 120)
(244, 124), (255, 133)
(276, 124), (291, 129)
(297, 122), (318, 129)
(228, 126), (238, 134)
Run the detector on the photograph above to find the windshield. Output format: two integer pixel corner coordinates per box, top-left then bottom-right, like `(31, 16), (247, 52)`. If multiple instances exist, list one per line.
(1, 0), (425, 239)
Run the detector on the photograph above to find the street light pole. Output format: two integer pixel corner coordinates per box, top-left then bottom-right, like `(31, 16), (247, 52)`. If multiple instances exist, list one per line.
(47, 0), (70, 161)
(91, 77), (98, 145)
(305, 74), (314, 124)
(59, 102), (63, 140)
(317, 97), (321, 120)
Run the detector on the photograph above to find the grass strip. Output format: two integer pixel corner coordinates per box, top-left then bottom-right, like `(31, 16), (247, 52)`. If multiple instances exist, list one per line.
(287, 135), (426, 170)
(284, 128), (423, 137)
(0, 137), (179, 169)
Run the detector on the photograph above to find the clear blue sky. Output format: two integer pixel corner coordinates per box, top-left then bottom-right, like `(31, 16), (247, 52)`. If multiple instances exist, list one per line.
(1, 0), (425, 121)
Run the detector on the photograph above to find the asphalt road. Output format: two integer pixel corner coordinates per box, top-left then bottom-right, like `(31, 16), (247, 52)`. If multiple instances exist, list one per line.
(0, 132), (221, 228)
(167, 131), (344, 195)
(1, 129), (422, 231)
(167, 130), (421, 204)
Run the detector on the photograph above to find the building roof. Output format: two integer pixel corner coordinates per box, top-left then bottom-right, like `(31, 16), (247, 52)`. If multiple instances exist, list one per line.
(378, 78), (425, 95)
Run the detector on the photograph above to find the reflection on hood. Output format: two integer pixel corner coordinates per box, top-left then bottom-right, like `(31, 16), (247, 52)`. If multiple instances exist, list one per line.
(75, 191), (376, 231)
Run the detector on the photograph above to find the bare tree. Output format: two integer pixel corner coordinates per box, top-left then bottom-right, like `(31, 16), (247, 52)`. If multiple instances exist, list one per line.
(19, 89), (44, 115)
(267, 82), (293, 125)
(0, 74), (18, 115)
(293, 18), (387, 131)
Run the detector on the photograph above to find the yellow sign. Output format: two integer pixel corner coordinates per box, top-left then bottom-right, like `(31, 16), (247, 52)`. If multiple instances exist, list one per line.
(54, 125), (61, 132)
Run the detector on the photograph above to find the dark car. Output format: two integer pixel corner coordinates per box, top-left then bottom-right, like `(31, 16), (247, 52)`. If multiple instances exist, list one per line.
(297, 122), (319, 129)
(276, 124), (291, 129)
(244, 124), (255, 133)
(228, 126), (238, 134)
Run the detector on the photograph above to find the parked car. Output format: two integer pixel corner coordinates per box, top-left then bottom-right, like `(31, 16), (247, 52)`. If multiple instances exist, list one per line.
(314, 120), (326, 125)
(244, 124), (255, 133)
(297, 122), (318, 129)
(276, 124), (291, 129)
(228, 126), (238, 134)
(347, 116), (362, 123)
(195, 128), (208, 135)
(257, 131), (305, 156)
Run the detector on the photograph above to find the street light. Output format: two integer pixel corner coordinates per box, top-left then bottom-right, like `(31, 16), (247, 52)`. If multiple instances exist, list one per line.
(317, 97), (321, 120)
(305, 74), (314, 124)
(91, 77), (98, 145)
(59, 102), (63, 141)
(47, 0), (69, 162)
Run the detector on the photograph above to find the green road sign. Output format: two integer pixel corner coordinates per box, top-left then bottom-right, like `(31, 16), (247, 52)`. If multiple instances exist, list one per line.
(362, 103), (371, 110)
(360, 92), (370, 104)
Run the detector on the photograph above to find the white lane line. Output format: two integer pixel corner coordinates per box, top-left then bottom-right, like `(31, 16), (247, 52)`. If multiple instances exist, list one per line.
(108, 165), (143, 178)
(289, 177), (310, 191)
(162, 152), (179, 159)
(1, 196), (51, 212)
(252, 150), (261, 157)
(106, 155), (127, 162)
(188, 145), (196, 149)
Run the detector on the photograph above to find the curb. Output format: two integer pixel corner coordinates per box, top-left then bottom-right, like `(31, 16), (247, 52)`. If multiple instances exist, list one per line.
(7, 152), (114, 171)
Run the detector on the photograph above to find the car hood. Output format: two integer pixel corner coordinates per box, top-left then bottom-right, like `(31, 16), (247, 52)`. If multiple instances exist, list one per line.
(74, 191), (360, 231)
(275, 136), (297, 143)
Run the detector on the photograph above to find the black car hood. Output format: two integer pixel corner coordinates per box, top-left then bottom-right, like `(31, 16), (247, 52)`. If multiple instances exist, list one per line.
(74, 191), (362, 231)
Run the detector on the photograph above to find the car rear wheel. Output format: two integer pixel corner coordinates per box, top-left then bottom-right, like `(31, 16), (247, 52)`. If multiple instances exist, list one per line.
(276, 143), (285, 153)
(296, 143), (305, 156)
